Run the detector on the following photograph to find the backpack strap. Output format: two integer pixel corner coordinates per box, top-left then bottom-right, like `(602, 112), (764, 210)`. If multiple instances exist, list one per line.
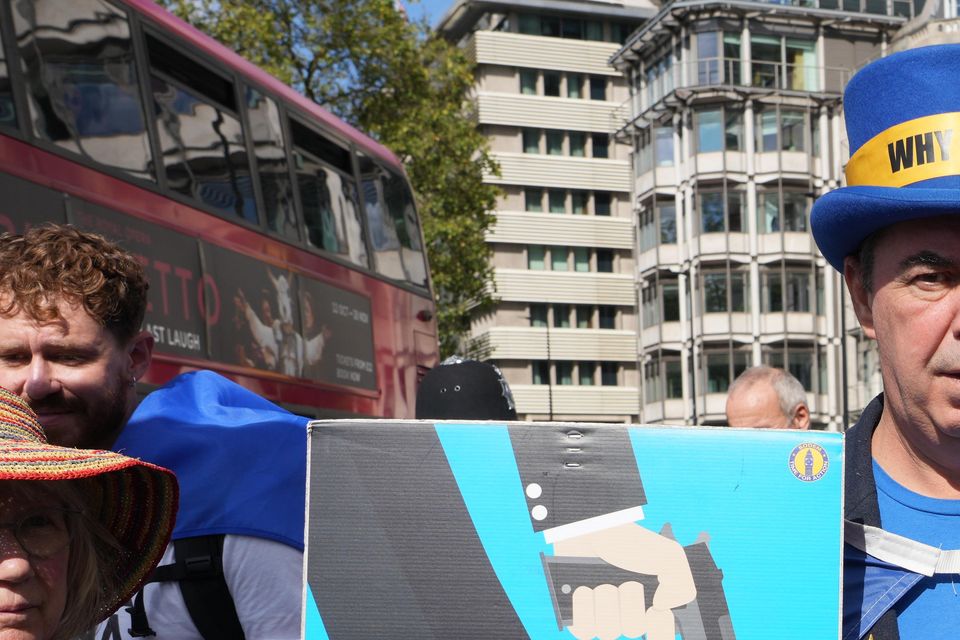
(125, 535), (246, 640)
(845, 520), (960, 576)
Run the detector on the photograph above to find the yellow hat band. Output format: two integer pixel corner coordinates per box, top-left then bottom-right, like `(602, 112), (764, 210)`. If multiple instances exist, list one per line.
(845, 112), (960, 188)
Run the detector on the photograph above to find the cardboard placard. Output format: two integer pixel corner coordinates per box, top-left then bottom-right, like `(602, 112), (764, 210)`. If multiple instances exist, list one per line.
(303, 420), (843, 639)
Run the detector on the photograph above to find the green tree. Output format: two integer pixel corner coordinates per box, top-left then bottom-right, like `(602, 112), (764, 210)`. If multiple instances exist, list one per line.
(160, 0), (499, 357)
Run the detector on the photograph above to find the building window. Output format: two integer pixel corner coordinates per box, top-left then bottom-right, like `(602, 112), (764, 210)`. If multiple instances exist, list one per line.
(576, 305), (593, 328)
(639, 209), (656, 252)
(590, 75), (607, 101)
(530, 304), (548, 327)
(702, 270), (749, 313)
(549, 189), (566, 213)
(753, 35), (818, 90)
(704, 350), (731, 393)
(642, 285), (658, 327)
(599, 305), (617, 329)
(556, 361), (574, 385)
(783, 192), (810, 231)
(725, 109), (743, 151)
(724, 33), (742, 85)
(546, 129), (564, 155)
(597, 249), (614, 273)
(520, 69), (537, 95)
(571, 190), (588, 214)
(551, 246), (569, 271)
(662, 280), (680, 321)
(518, 14), (540, 35)
(665, 359), (683, 398)
(781, 110), (806, 152)
(532, 361), (550, 384)
(761, 269), (783, 312)
(703, 271), (728, 313)
(644, 360), (661, 402)
(659, 202), (677, 244)
(786, 270), (812, 312)
(574, 247), (590, 272)
(554, 304), (571, 328)
(585, 21), (604, 41)
(754, 107), (809, 153)
(579, 362), (596, 385)
(601, 362), (619, 386)
(568, 74), (584, 99)
(569, 131), (586, 157)
(697, 31), (720, 85)
(655, 126), (674, 166)
(562, 19), (583, 40)
(637, 127), (653, 175)
(523, 128), (540, 154)
(595, 192), (612, 216)
(528, 245), (546, 270)
(696, 108), (723, 153)
(544, 71), (561, 97)
(525, 187), (543, 212)
(698, 187), (743, 233)
(759, 189), (809, 232)
(592, 133), (609, 158)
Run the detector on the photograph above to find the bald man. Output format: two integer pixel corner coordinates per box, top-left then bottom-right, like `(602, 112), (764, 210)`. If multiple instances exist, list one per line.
(725, 365), (810, 429)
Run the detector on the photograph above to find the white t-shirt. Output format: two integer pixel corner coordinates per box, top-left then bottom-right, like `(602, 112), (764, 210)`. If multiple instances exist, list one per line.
(90, 535), (303, 640)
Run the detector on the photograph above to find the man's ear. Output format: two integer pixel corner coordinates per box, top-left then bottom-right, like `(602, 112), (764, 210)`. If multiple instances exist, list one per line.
(127, 329), (155, 382)
(791, 403), (810, 430)
(844, 255), (876, 339)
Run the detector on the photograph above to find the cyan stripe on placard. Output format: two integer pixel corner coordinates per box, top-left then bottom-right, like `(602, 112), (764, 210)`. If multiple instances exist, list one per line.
(436, 423), (570, 639)
(303, 584), (330, 640)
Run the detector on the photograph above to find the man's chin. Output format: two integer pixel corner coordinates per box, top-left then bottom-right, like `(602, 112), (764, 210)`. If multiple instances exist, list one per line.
(33, 413), (84, 448)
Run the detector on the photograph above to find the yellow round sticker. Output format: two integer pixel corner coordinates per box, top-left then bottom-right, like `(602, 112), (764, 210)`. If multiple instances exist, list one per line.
(789, 443), (829, 482)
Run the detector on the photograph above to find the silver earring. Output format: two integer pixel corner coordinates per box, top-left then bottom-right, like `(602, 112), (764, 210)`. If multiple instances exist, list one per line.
(129, 377), (137, 388)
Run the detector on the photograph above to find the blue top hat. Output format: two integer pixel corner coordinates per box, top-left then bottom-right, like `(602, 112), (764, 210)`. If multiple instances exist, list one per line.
(811, 44), (960, 272)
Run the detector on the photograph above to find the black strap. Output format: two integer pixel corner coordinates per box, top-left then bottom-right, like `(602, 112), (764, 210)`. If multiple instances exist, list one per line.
(126, 535), (245, 640)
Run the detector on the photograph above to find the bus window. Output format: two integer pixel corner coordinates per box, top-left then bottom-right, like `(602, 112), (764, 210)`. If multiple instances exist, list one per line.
(383, 171), (428, 287)
(10, 0), (153, 180)
(291, 121), (367, 268)
(147, 34), (257, 224)
(358, 155), (404, 281)
(0, 28), (14, 128)
(245, 87), (298, 241)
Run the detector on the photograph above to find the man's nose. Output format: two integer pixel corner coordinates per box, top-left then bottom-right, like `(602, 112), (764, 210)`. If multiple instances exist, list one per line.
(22, 359), (60, 402)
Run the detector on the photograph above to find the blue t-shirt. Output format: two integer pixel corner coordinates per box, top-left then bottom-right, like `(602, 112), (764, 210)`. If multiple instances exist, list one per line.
(874, 461), (960, 637)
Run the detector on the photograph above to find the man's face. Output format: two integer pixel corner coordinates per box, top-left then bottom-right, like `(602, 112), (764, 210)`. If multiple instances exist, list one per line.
(726, 383), (788, 428)
(0, 301), (150, 449)
(848, 216), (960, 471)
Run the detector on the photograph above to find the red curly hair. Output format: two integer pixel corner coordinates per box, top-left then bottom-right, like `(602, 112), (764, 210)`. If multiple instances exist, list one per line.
(0, 225), (149, 343)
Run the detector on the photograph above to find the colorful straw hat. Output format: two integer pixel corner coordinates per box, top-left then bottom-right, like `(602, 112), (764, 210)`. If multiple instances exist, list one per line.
(812, 44), (960, 271)
(0, 387), (178, 622)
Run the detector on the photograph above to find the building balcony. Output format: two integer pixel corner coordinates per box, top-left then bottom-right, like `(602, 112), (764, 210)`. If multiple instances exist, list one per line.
(487, 211), (633, 250)
(494, 268), (635, 306)
(468, 30), (622, 77)
(476, 92), (629, 133)
(512, 384), (640, 417)
(476, 326), (637, 361)
(488, 152), (631, 192)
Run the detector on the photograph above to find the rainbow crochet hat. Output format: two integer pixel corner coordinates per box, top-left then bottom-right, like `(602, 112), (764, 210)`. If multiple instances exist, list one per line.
(0, 387), (178, 622)
(811, 44), (960, 271)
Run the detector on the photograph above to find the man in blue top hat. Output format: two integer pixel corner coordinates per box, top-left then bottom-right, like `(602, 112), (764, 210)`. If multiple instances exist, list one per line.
(812, 44), (960, 640)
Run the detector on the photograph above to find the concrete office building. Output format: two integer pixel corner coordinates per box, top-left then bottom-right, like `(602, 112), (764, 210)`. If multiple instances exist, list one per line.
(610, 0), (908, 428)
(439, 0), (654, 422)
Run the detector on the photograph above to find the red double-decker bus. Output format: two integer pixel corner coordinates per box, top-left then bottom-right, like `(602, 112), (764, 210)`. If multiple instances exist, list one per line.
(0, 0), (439, 417)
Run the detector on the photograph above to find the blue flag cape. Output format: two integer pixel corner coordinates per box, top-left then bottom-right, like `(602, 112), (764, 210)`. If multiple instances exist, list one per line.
(843, 544), (923, 640)
(113, 370), (307, 550)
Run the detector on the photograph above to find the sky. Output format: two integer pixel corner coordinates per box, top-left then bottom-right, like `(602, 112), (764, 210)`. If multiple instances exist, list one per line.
(401, 0), (456, 26)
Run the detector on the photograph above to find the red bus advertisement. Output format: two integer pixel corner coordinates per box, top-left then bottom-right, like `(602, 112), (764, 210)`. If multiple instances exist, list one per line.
(0, 0), (439, 418)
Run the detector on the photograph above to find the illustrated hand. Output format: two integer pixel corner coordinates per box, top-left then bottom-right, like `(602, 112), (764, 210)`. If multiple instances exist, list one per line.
(552, 522), (696, 640)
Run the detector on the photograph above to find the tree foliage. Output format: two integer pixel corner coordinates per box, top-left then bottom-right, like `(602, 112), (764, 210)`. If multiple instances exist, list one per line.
(160, 0), (499, 357)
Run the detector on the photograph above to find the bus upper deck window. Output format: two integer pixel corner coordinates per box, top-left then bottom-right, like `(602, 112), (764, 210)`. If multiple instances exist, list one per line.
(147, 34), (258, 224)
(10, 0), (154, 181)
(246, 87), (298, 242)
(383, 172), (428, 287)
(0, 28), (15, 128)
(291, 121), (368, 269)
